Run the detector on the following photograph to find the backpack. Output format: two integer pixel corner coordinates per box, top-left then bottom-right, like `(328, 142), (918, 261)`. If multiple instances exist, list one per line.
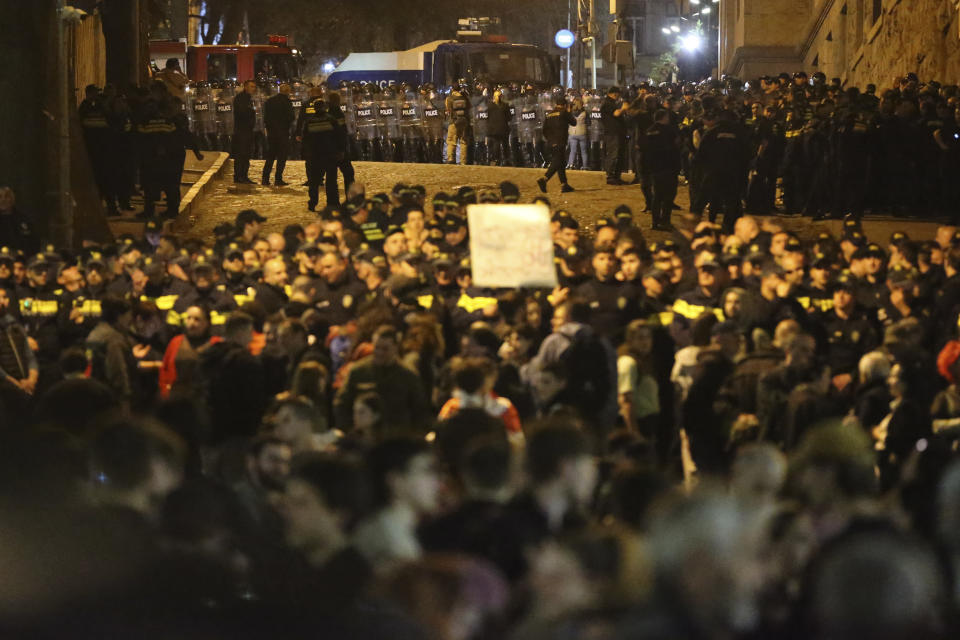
(559, 327), (612, 419)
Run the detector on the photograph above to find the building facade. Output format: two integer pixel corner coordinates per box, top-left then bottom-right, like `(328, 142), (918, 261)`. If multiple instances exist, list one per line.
(719, 0), (960, 84)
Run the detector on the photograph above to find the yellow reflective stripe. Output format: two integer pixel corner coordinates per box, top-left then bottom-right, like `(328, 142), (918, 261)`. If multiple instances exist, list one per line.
(814, 299), (834, 313)
(797, 296), (811, 310)
(284, 285), (293, 298)
(713, 308), (725, 321)
(19, 299), (58, 315)
(210, 310), (228, 325)
(457, 292), (497, 314)
(672, 298), (705, 320)
(417, 294), (434, 309)
(166, 309), (182, 326)
(77, 299), (102, 315)
(234, 294), (252, 307)
(156, 295), (178, 311)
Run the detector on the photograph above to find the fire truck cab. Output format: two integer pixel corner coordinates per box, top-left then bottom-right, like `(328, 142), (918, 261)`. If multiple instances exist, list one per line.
(149, 35), (302, 83)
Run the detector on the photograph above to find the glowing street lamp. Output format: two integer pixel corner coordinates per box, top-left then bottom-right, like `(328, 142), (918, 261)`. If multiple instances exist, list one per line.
(670, 24), (680, 32)
(680, 32), (702, 53)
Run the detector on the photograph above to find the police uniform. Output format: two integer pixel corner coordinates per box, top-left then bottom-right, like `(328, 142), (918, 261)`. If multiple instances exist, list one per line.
(16, 255), (63, 374)
(600, 93), (627, 183)
(641, 120), (682, 230)
(574, 275), (635, 341)
(819, 305), (879, 376)
(538, 106), (576, 191)
(300, 98), (345, 210)
(694, 115), (748, 232)
(136, 100), (178, 218)
(79, 91), (117, 214)
(445, 89), (471, 166)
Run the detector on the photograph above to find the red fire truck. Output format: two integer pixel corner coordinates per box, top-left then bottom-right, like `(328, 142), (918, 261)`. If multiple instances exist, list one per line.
(149, 35), (302, 83)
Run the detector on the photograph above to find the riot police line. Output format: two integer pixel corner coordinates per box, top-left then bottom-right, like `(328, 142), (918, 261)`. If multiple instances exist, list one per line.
(183, 78), (615, 170)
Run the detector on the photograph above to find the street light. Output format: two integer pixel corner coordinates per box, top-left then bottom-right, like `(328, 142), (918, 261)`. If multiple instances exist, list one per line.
(702, 6), (711, 13)
(680, 32), (702, 52)
(662, 27), (671, 34)
(670, 24), (680, 32)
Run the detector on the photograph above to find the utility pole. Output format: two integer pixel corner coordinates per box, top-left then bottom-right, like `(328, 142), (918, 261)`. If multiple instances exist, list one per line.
(54, 0), (73, 247)
(588, 0), (596, 89)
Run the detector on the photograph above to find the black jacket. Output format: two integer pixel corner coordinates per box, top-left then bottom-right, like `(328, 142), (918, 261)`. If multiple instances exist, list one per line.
(233, 91), (256, 134)
(201, 340), (267, 444)
(486, 101), (511, 137)
(264, 93), (295, 135)
(641, 122), (682, 173)
(542, 109), (576, 146)
(0, 208), (39, 254)
(600, 96), (626, 137)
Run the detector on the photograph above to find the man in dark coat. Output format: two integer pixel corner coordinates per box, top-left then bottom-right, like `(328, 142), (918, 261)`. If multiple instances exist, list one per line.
(232, 80), (258, 184)
(262, 83), (296, 186)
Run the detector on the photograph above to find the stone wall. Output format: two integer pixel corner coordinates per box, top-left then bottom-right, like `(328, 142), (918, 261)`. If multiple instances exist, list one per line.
(722, 0), (960, 86)
(842, 0), (960, 86)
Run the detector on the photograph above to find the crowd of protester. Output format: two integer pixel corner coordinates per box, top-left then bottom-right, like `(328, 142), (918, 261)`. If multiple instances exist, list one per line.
(4, 163), (960, 636)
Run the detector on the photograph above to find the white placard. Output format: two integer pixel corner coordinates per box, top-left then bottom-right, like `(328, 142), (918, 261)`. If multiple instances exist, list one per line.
(467, 204), (558, 289)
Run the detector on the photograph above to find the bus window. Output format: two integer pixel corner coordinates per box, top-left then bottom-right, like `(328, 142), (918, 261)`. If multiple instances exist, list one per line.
(254, 52), (299, 80)
(207, 53), (237, 82)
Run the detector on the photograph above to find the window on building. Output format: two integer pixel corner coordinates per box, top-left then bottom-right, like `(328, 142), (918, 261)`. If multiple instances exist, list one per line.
(206, 53), (237, 82)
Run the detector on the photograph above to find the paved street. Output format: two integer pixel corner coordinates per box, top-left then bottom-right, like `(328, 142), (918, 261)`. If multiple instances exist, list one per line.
(183, 160), (948, 243)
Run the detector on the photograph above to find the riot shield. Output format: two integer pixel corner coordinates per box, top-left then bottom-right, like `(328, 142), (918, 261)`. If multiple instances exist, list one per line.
(377, 91), (400, 162)
(215, 83), (236, 152)
(399, 91), (425, 163)
(355, 92), (379, 161)
(471, 95), (489, 166)
(518, 92), (540, 167)
(587, 93), (604, 171)
(421, 90), (445, 164)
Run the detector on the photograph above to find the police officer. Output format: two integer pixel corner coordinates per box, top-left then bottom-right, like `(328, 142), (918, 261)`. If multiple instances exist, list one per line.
(299, 91), (344, 211)
(446, 82), (471, 165)
(137, 84), (178, 219)
(537, 97), (576, 194)
(695, 109), (748, 233)
(232, 80), (258, 184)
(314, 249), (367, 327)
(600, 86), (629, 185)
(327, 91), (356, 192)
(16, 254), (62, 386)
(573, 246), (634, 340)
(78, 85), (118, 215)
(641, 109), (682, 231)
(174, 258), (237, 328)
(262, 83), (296, 186)
(819, 273), (879, 382)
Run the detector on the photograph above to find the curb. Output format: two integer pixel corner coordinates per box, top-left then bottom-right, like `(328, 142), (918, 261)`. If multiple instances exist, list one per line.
(171, 152), (230, 232)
